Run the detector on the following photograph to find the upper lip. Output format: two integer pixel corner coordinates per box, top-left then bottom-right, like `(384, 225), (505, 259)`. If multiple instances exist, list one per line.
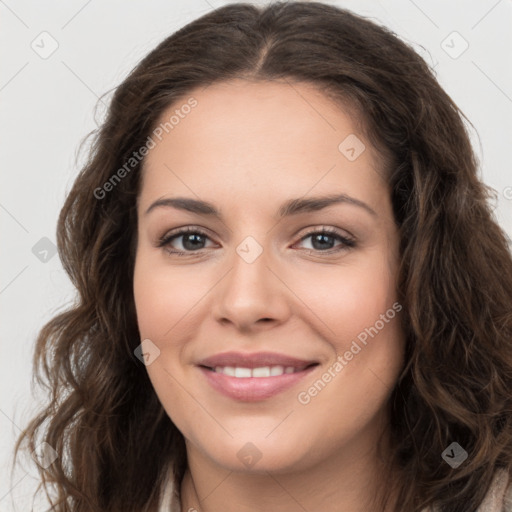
(197, 351), (319, 370)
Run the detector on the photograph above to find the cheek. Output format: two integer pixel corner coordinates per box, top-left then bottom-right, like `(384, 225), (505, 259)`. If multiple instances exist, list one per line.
(294, 272), (404, 447)
(133, 255), (203, 430)
(133, 253), (204, 341)
(291, 255), (398, 349)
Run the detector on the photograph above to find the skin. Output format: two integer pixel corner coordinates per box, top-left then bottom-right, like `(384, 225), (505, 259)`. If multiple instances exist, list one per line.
(133, 79), (405, 512)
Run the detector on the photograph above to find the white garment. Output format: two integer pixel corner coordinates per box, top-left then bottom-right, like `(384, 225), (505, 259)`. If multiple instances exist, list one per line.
(158, 468), (512, 512)
(158, 465), (180, 512)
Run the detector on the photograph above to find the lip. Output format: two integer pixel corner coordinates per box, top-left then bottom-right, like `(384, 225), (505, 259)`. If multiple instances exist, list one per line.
(197, 351), (319, 401)
(197, 351), (318, 369)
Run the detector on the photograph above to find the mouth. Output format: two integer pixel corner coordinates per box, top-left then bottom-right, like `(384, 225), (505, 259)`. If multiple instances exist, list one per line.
(196, 352), (320, 401)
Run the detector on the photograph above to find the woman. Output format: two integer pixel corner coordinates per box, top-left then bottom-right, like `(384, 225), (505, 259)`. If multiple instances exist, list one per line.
(14, 2), (512, 511)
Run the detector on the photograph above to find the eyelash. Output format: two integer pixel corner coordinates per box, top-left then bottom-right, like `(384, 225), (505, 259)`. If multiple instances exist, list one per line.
(157, 226), (356, 257)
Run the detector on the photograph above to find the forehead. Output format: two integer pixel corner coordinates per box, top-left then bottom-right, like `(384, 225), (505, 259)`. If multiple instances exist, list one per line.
(149, 79), (366, 154)
(139, 79), (386, 209)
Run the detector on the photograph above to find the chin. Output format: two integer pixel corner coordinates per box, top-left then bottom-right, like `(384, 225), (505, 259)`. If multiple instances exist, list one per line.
(189, 432), (316, 475)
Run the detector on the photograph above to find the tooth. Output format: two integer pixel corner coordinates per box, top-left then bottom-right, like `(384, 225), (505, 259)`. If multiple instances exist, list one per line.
(223, 366), (236, 376)
(252, 366), (271, 377)
(269, 365), (285, 376)
(213, 365), (300, 377)
(234, 367), (252, 378)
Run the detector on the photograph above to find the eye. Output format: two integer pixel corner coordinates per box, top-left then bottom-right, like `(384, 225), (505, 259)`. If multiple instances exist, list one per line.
(157, 227), (216, 255)
(294, 227), (356, 254)
(157, 226), (356, 257)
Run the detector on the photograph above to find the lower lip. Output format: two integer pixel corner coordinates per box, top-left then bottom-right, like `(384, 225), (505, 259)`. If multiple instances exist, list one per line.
(198, 365), (318, 401)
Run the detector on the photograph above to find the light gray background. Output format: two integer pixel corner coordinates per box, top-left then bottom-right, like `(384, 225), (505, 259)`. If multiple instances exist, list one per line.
(1, 0), (511, 510)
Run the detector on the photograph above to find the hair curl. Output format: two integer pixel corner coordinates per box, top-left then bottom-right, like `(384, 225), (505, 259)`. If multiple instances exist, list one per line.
(13, 2), (512, 511)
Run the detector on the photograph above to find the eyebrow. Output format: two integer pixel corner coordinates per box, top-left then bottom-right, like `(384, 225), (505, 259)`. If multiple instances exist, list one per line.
(144, 193), (378, 219)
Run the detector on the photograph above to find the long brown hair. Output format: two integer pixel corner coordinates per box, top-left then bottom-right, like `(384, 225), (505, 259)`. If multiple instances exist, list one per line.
(13, 2), (512, 511)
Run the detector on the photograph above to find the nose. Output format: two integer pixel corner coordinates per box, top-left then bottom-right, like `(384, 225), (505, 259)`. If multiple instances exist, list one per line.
(211, 239), (291, 332)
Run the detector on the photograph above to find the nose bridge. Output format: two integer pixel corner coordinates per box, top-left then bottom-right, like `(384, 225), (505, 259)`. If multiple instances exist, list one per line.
(212, 232), (289, 326)
(228, 233), (273, 300)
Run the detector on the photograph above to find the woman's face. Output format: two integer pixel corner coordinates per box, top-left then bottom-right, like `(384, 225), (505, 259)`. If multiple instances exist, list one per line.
(133, 79), (405, 475)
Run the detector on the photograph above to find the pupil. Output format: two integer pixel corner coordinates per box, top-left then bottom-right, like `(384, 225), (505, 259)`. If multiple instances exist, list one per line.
(183, 233), (204, 250)
(313, 234), (333, 250)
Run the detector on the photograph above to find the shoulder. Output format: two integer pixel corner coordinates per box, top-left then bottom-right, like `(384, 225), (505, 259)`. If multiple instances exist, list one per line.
(503, 473), (512, 512)
(159, 468), (512, 512)
(480, 468), (511, 512)
(423, 469), (512, 512)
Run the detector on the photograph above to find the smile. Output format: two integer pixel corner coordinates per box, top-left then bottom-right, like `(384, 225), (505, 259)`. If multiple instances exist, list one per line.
(197, 352), (319, 401)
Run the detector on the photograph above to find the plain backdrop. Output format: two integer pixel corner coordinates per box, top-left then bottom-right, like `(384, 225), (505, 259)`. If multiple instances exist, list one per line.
(1, 0), (511, 510)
